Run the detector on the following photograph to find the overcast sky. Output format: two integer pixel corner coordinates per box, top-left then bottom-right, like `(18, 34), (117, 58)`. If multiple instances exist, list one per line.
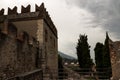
(0, 0), (120, 59)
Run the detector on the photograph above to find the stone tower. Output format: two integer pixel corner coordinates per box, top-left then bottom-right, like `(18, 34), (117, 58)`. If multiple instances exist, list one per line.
(0, 3), (58, 80)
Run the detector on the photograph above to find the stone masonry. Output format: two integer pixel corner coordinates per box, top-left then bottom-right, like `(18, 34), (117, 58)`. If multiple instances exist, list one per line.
(0, 3), (58, 80)
(109, 39), (120, 80)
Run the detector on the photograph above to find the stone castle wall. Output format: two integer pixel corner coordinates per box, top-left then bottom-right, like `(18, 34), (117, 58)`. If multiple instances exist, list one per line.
(0, 22), (40, 79)
(0, 3), (58, 80)
(43, 21), (58, 79)
(109, 40), (120, 80)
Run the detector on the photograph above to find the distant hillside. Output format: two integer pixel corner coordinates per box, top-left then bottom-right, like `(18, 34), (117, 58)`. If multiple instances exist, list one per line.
(58, 51), (77, 60)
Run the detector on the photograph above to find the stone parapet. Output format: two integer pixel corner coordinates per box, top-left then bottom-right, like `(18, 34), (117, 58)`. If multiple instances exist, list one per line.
(0, 3), (57, 38)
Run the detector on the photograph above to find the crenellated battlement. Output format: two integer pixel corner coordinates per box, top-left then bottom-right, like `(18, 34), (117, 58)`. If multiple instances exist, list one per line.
(36, 3), (45, 12)
(21, 5), (31, 13)
(0, 3), (45, 16)
(0, 3), (57, 38)
(8, 6), (18, 15)
(0, 9), (4, 16)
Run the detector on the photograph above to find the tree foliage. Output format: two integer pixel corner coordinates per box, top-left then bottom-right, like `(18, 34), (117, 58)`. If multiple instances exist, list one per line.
(94, 42), (104, 69)
(58, 55), (68, 79)
(76, 34), (93, 69)
(94, 42), (104, 78)
(103, 32), (111, 68)
(103, 32), (112, 78)
(58, 54), (64, 79)
(94, 32), (112, 79)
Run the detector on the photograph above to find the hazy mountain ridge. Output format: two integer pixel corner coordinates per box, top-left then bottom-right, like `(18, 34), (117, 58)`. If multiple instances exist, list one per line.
(58, 51), (77, 60)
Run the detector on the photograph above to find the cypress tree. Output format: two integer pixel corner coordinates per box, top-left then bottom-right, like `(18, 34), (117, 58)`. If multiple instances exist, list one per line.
(94, 42), (104, 69)
(103, 32), (112, 78)
(94, 32), (112, 79)
(76, 34), (93, 72)
(94, 42), (104, 78)
(103, 32), (111, 67)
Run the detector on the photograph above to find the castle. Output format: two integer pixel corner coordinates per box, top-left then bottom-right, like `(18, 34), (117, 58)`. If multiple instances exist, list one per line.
(0, 3), (58, 80)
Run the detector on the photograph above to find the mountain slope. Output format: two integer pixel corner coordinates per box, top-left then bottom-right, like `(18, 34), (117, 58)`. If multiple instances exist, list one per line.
(58, 51), (77, 60)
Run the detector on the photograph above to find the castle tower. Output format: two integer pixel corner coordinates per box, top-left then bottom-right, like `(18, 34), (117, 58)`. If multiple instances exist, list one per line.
(0, 3), (58, 80)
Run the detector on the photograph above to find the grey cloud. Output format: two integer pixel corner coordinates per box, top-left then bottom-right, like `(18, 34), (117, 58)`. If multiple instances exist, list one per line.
(65, 0), (120, 39)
